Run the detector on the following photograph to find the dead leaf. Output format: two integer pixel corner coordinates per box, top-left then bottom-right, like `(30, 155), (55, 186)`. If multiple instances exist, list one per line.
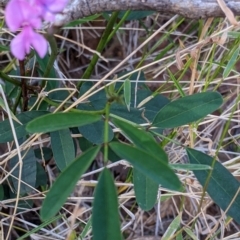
(216, 0), (239, 26)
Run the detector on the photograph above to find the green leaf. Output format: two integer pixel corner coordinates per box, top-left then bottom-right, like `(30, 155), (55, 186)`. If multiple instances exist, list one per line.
(110, 104), (147, 124)
(109, 142), (182, 191)
(36, 54), (57, 90)
(50, 129), (75, 171)
(65, 14), (102, 27)
(79, 82), (106, 110)
(124, 79), (131, 111)
(40, 146), (100, 221)
(170, 163), (211, 171)
(26, 112), (101, 133)
(10, 149), (37, 194)
(79, 137), (93, 152)
(92, 168), (122, 240)
(0, 111), (48, 143)
(187, 148), (240, 224)
(0, 185), (4, 200)
(223, 47), (240, 78)
(162, 214), (181, 240)
(35, 162), (47, 188)
(118, 11), (155, 20)
(112, 118), (168, 163)
(78, 120), (114, 145)
(34, 147), (53, 161)
(138, 91), (170, 121)
(184, 227), (198, 240)
(133, 168), (159, 211)
(0, 44), (9, 51)
(0, 96), (20, 123)
(153, 92), (223, 128)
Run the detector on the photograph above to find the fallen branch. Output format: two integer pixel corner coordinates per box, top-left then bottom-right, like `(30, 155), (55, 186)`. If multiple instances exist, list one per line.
(1, 0), (240, 26)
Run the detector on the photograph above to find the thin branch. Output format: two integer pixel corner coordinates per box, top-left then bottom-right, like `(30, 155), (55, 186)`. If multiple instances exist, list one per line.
(1, 0), (240, 27)
(44, 0), (240, 26)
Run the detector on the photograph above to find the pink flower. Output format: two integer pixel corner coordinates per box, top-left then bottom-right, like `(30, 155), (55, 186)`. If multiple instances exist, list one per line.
(10, 26), (48, 60)
(5, 0), (41, 32)
(5, 0), (68, 60)
(32, 0), (68, 21)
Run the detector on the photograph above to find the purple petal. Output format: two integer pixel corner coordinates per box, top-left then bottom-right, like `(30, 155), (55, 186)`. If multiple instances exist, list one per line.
(10, 26), (47, 60)
(46, 0), (68, 12)
(10, 28), (31, 60)
(29, 29), (48, 58)
(32, 0), (68, 21)
(5, 0), (42, 31)
(5, 0), (24, 31)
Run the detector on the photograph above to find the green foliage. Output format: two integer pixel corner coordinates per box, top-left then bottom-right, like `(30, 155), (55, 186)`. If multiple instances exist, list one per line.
(124, 79), (131, 111)
(92, 168), (122, 240)
(109, 142), (182, 191)
(78, 120), (114, 144)
(50, 129), (75, 171)
(162, 214), (181, 240)
(26, 112), (101, 133)
(0, 111), (48, 143)
(118, 11), (155, 20)
(10, 148), (37, 194)
(2, 10), (238, 239)
(133, 168), (159, 211)
(41, 146), (100, 221)
(153, 92), (223, 128)
(187, 148), (240, 224)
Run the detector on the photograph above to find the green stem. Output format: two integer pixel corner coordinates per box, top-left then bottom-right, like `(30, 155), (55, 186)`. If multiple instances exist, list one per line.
(41, 35), (58, 87)
(77, 11), (120, 88)
(103, 102), (111, 164)
(106, 10), (131, 43)
(13, 89), (22, 114)
(0, 71), (21, 86)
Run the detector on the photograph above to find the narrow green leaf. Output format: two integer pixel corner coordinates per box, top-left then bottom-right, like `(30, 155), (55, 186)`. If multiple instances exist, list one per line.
(162, 214), (181, 240)
(113, 117), (166, 209)
(41, 146), (100, 221)
(170, 163), (211, 171)
(10, 148), (37, 194)
(153, 92), (223, 128)
(0, 111), (48, 143)
(184, 227), (198, 240)
(50, 129), (75, 171)
(80, 218), (92, 239)
(118, 11), (154, 20)
(35, 162), (47, 188)
(228, 31), (240, 38)
(78, 120), (114, 145)
(65, 14), (102, 27)
(109, 142), (182, 191)
(112, 118), (168, 163)
(26, 112), (101, 133)
(110, 103), (147, 124)
(0, 96), (21, 123)
(0, 185), (4, 200)
(17, 215), (63, 240)
(187, 148), (240, 224)
(133, 168), (159, 211)
(92, 168), (122, 240)
(34, 147), (53, 161)
(124, 79), (131, 111)
(137, 90), (170, 121)
(176, 232), (183, 240)
(223, 47), (240, 78)
(0, 44), (9, 51)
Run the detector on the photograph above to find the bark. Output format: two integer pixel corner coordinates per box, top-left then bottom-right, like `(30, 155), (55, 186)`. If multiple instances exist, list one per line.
(1, 0), (240, 27)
